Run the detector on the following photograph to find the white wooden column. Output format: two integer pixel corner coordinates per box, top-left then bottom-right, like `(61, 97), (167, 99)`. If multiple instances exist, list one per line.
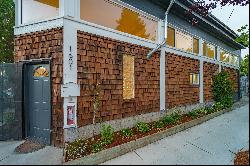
(14, 0), (22, 26)
(158, 20), (166, 111)
(60, 0), (80, 19)
(61, 19), (80, 129)
(199, 39), (204, 104)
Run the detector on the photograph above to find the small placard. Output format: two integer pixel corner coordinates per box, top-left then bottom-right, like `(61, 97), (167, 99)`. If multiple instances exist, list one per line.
(61, 82), (80, 97)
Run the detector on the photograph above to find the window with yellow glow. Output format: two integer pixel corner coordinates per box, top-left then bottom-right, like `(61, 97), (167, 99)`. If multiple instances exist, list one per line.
(176, 30), (193, 53)
(220, 50), (230, 63)
(190, 73), (199, 85)
(167, 26), (175, 47)
(123, 55), (135, 100)
(22, 0), (59, 24)
(80, 0), (158, 41)
(193, 38), (199, 54)
(33, 66), (49, 77)
(203, 42), (215, 59)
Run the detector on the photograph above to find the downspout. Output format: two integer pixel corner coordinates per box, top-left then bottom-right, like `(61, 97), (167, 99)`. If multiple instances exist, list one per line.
(147, 0), (175, 59)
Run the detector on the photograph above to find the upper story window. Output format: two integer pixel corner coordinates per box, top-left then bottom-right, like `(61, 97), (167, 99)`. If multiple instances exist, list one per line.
(220, 49), (230, 62)
(166, 26), (199, 54)
(193, 38), (199, 54)
(167, 27), (175, 47)
(80, 0), (158, 41)
(22, 0), (59, 24)
(220, 49), (239, 66)
(203, 42), (215, 59)
(176, 30), (193, 53)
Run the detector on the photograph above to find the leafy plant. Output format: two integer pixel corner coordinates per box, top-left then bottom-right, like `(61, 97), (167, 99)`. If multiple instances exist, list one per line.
(162, 112), (181, 125)
(120, 128), (133, 138)
(212, 71), (234, 108)
(171, 112), (181, 121)
(100, 125), (115, 145)
(65, 139), (87, 161)
(188, 111), (199, 119)
(154, 120), (165, 129)
(92, 141), (104, 153)
(162, 116), (175, 125)
(136, 122), (150, 133)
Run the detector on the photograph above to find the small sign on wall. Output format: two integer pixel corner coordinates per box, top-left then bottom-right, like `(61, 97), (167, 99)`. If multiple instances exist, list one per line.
(64, 101), (77, 128)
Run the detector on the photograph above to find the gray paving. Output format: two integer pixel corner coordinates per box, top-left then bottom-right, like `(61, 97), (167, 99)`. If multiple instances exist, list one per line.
(0, 141), (63, 165)
(102, 100), (249, 165)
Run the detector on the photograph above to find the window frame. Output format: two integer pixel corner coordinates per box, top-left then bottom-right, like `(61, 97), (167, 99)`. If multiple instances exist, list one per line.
(190, 73), (200, 86)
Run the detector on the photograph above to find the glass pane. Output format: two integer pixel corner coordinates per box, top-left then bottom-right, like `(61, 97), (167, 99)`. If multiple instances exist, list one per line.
(22, 0), (59, 24)
(193, 74), (199, 85)
(123, 55), (135, 99)
(167, 27), (175, 47)
(220, 50), (226, 62)
(33, 66), (49, 77)
(207, 44), (215, 59)
(193, 38), (199, 54)
(203, 42), (207, 56)
(190, 74), (193, 84)
(176, 30), (193, 52)
(80, 0), (158, 41)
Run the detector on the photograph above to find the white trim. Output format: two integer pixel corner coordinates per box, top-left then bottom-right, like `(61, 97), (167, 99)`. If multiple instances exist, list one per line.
(64, 16), (158, 49)
(15, 0), (22, 26)
(199, 60), (204, 103)
(14, 17), (64, 35)
(63, 19), (79, 129)
(159, 20), (165, 112)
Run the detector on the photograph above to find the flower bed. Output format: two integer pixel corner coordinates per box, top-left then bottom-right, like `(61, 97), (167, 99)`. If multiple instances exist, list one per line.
(64, 102), (227, 162)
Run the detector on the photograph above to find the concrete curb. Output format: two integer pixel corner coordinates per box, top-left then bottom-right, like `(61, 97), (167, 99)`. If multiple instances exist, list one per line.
(64, 108), (232, 165)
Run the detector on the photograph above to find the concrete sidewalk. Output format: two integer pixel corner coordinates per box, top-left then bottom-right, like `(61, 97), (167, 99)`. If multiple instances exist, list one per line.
(0, 141), (63, 165)
(102, 101), (249, 165)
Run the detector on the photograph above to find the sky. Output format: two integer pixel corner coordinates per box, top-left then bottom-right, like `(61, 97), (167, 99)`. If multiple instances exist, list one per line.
(205, 0), (249, 58)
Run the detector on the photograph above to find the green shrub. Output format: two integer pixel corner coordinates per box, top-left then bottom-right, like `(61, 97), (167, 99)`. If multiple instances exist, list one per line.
(171, 112), (181, 121)
(154, 120), (165, 129)
(188, 111), (199, 118)
(212, 72), (234, 108)
(92, 141), (104, 153)
(120, 128), (133, 138)
(65, 139), (87, 160)
(212, 102), (225, 112)
(136, 122), (150, 133)
(162, 112), (181, 125)
(162, 116), (175, 125)
(100, 125), (115, 145)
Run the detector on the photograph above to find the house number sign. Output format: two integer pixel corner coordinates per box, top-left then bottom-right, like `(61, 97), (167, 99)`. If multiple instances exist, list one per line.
(69, 46), (73, 70)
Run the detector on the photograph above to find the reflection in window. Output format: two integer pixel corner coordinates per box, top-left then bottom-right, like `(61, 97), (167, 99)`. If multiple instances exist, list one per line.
(123, 55), (135, 100)
(220, 50), (230, 62)
(203, 42), (215, 59)
(190, 73), (200, 85)
(22, 0), (59, 24)
(176, 30), (193, 53)
(193, 38), (199, 54)
(167, 27), (175, 47)
(34, 66), (49, 77)
(80, 0), (158, 41)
